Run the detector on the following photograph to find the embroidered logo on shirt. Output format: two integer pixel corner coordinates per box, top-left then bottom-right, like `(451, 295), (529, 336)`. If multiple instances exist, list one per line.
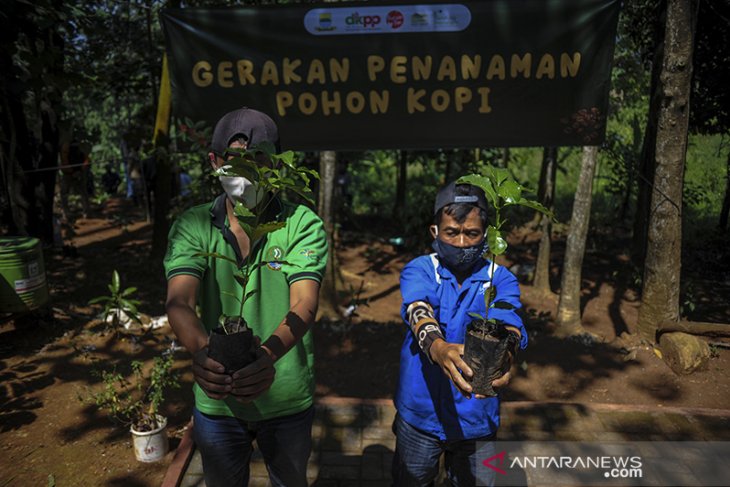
(298, 248), (319, 262)
(267, 246), (284, 271)
(478, 282), (492, 295)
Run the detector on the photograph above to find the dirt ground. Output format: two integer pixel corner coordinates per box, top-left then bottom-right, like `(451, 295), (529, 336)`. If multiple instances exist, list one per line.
(1, 197), (728, 486)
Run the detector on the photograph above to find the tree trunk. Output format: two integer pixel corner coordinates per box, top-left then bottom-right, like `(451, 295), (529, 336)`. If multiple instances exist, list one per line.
(719, 146), (730, 230)
(29, 26), (63, 243)
(151, 140), (172, 258)
(633, 5), (666, 264)
(318, 150), (339, 309)
(393, 150), (407, 220)
(501, 148), (510, 168)
(6, 87), (33, 236)
(532, 147), (557, 294)
(637, 0), (697, 342)
(620, 116), (643, 222)
(555, 146), (599, 336)
(0, 42), (27, 235)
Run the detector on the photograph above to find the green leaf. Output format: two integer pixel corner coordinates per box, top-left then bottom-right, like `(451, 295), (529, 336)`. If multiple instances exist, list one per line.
(224, 156), (259, 181)
(487, 226), (508, 255)
(506, 198), (555, 220)
(89, 296), (111, 305)
(486, 166), (511, 187)
(233, 203), (255, 218)
(252, 221), (286, 242)
(243, 289), (258, 303)
(221, 291), (242, 304)
(195, 251), (238, 266)
(457, 174), (497, 207)
(111, 271), (120, 294)
(122, 287), (137, 297)
(278, 150), (295, 166)
(498, 180), (522, 204)
(121, 300), (139, 314)
(233, 273), (247, 288)
(468, 312), (485, 321)
(286, 185), (316, 206)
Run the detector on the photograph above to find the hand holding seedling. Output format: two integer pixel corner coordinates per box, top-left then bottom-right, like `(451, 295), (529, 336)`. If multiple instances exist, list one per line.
(192, 346), (232, 399)
(430, 340), (475, 398)
(231, 347), (276, 403)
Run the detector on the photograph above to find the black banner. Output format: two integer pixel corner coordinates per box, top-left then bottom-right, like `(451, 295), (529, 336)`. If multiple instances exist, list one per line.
(161, 0), (620, 150)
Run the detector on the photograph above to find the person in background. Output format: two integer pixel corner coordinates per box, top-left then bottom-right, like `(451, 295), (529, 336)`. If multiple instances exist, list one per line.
(101, 163), (121, 195)
(59, 139), (91, 219)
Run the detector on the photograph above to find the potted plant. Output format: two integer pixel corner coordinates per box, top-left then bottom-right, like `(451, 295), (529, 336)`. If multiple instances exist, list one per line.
(457, 168), (553, 396)
(89, 353), (180, 462)
(202, 142), (319, 373)
(88, 270), (142, 333)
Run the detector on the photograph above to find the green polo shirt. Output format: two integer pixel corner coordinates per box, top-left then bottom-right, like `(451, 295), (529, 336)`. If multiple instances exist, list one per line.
(164, 194), (327, 421)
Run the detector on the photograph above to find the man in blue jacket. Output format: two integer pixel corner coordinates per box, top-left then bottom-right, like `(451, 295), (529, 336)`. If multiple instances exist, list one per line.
(393, 181), (527, 486)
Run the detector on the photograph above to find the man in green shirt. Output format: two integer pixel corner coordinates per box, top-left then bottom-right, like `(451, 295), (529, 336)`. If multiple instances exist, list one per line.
(164, 108), (327, 487)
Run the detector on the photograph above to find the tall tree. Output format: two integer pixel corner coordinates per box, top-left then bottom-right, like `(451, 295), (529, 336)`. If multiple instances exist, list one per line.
(318, 150), (338, 308)
(393, 150), (407, 220)
(637, 0), (698, 341)
(720, 148), (730, 231)
(532, 147), (557, 294)
(0, 0), (66, 240)
(555, 146), (599, 336)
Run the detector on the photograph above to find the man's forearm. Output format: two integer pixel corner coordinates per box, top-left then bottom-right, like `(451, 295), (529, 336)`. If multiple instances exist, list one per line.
(166, 300), (209, 354)
(406, 301), (446, 362)
(261, 296), (317, 362)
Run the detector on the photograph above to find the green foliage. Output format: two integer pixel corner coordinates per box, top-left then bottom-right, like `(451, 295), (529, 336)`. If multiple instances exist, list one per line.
(458, 168), (552, 318)
(88, 270), (141, 332)
(89, 353), (179, 431)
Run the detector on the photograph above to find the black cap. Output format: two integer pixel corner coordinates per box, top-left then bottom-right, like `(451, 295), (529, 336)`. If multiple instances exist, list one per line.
(434, 181), (489, 215)
(211, 107), (280, 154)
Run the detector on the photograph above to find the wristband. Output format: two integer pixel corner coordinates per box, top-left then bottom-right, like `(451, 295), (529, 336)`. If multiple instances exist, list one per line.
(416, 322), (445, 361)
(407, 302), (445, 362)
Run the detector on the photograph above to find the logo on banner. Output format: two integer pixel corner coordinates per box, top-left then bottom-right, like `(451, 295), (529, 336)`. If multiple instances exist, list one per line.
(316, 12), (336, 32)
(346, 12), (381, 28)
(303, 4), (471, 36)
(434, 8), (459, 26)
(386, 10), (404, 29)
(410, 12), (430, 26)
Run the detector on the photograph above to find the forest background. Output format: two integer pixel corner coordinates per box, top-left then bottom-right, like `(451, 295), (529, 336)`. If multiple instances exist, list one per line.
(1, 1), (729, 485)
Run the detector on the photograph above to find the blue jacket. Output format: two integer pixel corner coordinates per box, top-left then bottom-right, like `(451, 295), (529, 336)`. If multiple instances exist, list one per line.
(396, 253), (527, 440)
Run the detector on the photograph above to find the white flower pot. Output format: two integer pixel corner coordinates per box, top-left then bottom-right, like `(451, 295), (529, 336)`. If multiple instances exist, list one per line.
(130, 415), (168, 462)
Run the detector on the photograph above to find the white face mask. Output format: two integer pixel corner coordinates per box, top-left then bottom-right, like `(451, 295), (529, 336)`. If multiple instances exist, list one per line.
(219, 176), (263, 209)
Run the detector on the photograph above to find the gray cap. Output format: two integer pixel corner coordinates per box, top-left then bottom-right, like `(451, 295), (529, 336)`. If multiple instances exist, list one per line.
(211, 107), (279, 154)
(434, 181), (489, 215)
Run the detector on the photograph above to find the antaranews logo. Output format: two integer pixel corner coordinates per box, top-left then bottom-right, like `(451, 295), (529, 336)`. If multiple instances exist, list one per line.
(482, 450), (643, 480)
(482, 451), (507, 475)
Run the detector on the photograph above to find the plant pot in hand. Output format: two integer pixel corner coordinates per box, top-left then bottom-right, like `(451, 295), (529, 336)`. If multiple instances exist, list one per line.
(207, 315), (258, 373)
(463, 319), (517, 397)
